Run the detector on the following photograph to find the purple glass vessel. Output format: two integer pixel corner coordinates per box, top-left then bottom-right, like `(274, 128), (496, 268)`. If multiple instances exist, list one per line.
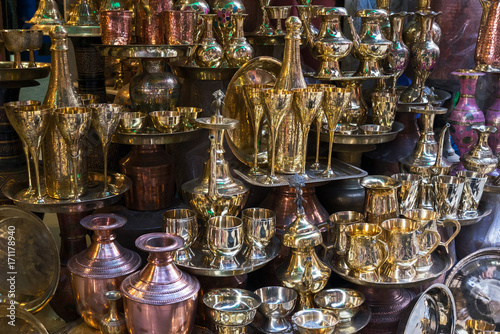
(448, 70), (485, 172)
(486, 74), (500, 176)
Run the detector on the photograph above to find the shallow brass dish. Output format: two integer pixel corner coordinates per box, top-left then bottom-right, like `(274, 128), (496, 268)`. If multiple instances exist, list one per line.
(0, 61), (50, 81)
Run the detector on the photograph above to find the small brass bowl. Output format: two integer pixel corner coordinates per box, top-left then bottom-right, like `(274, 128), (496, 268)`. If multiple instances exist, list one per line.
(314, 289), (365, 322)
(292, 308), (339, 334)
(335, 124), (358, 135)
(118, 111), (146, 133)
(176, 107), (202, 131)
(149, 110), (182, 133)
(359, 124), (391, 134)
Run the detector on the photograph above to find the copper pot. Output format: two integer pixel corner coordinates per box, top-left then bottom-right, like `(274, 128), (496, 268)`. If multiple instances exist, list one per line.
(121, 233), (200, 334)
(67, 214), (142, 329)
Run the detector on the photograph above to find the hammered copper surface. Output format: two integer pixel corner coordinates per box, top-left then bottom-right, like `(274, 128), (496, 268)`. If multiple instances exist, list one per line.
(100, 10), (132, 45)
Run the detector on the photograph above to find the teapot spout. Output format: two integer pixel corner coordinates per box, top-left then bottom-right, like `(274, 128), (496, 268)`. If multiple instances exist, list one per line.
(434, 123), (450, 170)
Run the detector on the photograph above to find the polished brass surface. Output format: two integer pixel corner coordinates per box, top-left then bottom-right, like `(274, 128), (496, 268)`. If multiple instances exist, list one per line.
(27, 0), (64, 26)
(208, 216), (244, 270)
(457, 171), (488, 219)
(114, 126), (201, 145)
(384, 12), (411, 88)
(371, 91), (398, 128)
(359, 124), (390, 134)
(241, 208), (276, 262)
(195, 14), (224, 68)
(212, 0), (246, 51)
(318, 121), (404, 145)
(163, 209), (198, 263)
(149, 110), (182, 133)
(117, 111), (146, 134)
(390, 173), (421, 214)
(292, 308), (339, 334)
(1, 29), (31, 69)
(27, 29), (43, 68)
(0, 61), (50, 81)
(67, 0), (99, 26)
(329, 211), (364, 271)
(432, 175), (465, 219)
(337, 79), (367, 125)
(462, 125), (499, 175)
(254, 286), (297, 333)
(308, 83), (332, 172)
(100, 10), (132, 45)
(361, 175), (401, 225)
(99, 291), (127, 334)
(226, 14), (254, 68)
(171, 62), (238, 80)
(176, 106), (202, 131)
(466, 320), (496, 334)
(94, 44), (194, 59)
(474, 0), (500, 72)
(314, 288), (365, 323)
(265, 6), (292, 36)
(254, 0), (274, 36)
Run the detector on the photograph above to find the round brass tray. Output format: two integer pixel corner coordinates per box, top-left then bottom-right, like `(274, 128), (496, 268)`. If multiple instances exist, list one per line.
(318, 121), (404, 145)
(396, 88), (452, 112)
(175, 237), (280, 277)
(170, 62), (239, 81)
(0, 304), (49, 333)
(0, 206), (59, 313)
(456, 204), (492, 226)
(2, 171), (131, 213)
(94, 44), (194, 59)
(0, 62), (50, 82)
(112, 128), (202, 145)
(330, 246), (453, 288)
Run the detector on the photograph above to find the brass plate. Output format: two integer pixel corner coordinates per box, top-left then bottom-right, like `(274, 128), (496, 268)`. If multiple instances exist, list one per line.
(233, 158), (367, 188)
(0, 62), (50, 81)
(330, 246), (453, 288)
(112, 128), (202, 145)
(318, 121), (404, 145)
(170, 62), (239, 81)
(397, 283), (456, 334)
(456, 204), (492, 226)
(175, 237), (280, 277)
(94, 44), (194, 59)
(0, 304), (49, 333)
(445, 247), (500, 332)
(222, 56), (282, 167)
(0, 206), (59, 313)
(2, 171), (131, 213)
(304, 71), (395, 81)
(396, 88), (452, 113)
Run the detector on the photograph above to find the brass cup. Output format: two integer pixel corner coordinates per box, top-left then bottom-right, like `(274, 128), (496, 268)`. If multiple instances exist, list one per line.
(314, 288), (365, 323)
(432, 175), (465, 219)
(457, 171), (488, 218)
(379, 218), (439, 281)
(79, 94), (100, 106)
(100, 10), (133, 45)
(466, 319), (496, 334)
(207, 216), (244, 270)
(175, 107), (202, 131)
(163, 10), (196, 45)
(265, 6), (292, 35)
(254, 286), (297, 333)
(292, 308), (339, 334)
(241, 208), (276, 262)
(329, 211), (364, 270)
(390, 173), (422, 214)
(149, 111), (182, 133)
(344, 223), (388, 282)
(118, 111), (146, 134)
(27, 29), (43, 68)
(361, 175), (401, 225)
(1, 29), (31, 68)
(371, 91), (398, 128)
(335, 124), (358, 134)
(359, 124), (391, 134)
(163, 209), (198, 263)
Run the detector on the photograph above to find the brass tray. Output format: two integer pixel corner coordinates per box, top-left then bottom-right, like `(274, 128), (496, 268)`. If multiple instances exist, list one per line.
(0, 62), (50, 82)
(304, 71), (395, 81)
(175, 237), (280, 277)
(396, 88), (451, 113)
(330, 246), (453, 288)
(94, 44), (194, 59)
(457, 204), (492, 226)
(0, 207), (59, 313)
(112, 128), (202, 145)
(0, 304), (49, 333)
(397, 283), (456, 334)
(170, 62), (239, 81)
(445, 247), (500, 332)
(318, 121), (404, 145)
(233, 158), (367, 188)
(2, 171), (131, 213)
(223, 56), (282, 167)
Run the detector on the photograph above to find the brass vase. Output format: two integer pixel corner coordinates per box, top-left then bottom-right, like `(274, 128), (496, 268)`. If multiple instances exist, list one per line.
(212, 0), (246, 51)
(403, 0), (442, 50)
(225, 14), (254, 67)
(462, 125), (499, 175)
(99, 291), (127, 334)
(195, 14), (224, 68)
(383, 12), (412, 88)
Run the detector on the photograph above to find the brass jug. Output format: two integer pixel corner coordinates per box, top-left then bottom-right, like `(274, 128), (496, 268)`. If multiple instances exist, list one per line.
(462, 125), (499, 175)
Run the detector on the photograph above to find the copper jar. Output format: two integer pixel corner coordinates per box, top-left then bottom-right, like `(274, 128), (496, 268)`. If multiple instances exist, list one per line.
(121, 233), (200, 334)
(67, 214), (142, 329)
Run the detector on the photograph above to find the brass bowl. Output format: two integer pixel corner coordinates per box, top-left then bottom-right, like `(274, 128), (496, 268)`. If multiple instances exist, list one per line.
(176, 107), (202, 131)
(314, 289), (365, 322)
(292, 308), (339, 334)
(149, 110), (182, 133)
(359, 124), (391, 134)
(335, 124), (358, 135)
(118, 111), (146, 133)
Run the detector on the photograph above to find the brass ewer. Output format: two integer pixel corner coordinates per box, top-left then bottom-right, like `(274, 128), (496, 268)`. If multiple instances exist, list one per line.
(276, 176), (331, 310)
(462, 125), (499, 175)
(302, 7), (353, 78)
(181, 90), (249, 247)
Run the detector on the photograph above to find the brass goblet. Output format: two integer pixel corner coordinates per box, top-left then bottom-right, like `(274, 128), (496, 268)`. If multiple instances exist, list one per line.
(1, 29), (30, 68)
(4, 100), (41, 197)
(308, 84), (334, 172)
(293, 87), (323, 179)
(321, 87), (352, 177)
(260, 88), (293, 185)
(56, 107), (92, 202)
(255, 0), (275, 36)
(265, 6), (292, 36)
(371, 91), (398, 128)
(90, 103), (123, 197)
(163, 209), (198, 263)
(13, 105), (51, 203)
(243, 84), (273, 176)
(27, 30), (43, 68)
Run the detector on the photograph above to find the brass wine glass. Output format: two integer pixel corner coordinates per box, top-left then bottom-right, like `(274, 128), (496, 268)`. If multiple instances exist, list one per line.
(308, 84), (334, 172)
(321, 87), (352, 177)
(260, 88), (293, 185)
(13, 105), (51, 203)
(243, 83), (273, 176)
(56, 107), (92, 202)
(293, 87), (324, 179)
(90, 103), (123, 197)
(4, 100), (41, 197)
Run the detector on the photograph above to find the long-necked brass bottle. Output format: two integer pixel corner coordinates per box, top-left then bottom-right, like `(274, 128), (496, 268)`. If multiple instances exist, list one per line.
(274, 16), (307, 174)
(43, 25), (86, 199)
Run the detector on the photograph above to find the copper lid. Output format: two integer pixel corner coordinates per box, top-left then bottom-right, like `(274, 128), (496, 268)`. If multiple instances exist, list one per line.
(121, 233), (200, 305)
(67, 214), (141, 279)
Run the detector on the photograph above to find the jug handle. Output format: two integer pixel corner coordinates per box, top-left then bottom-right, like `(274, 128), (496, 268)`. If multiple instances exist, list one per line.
(376, 239), (389, 267)
(436, 219), (461, 253)
(418, 230), (441, 258)
(316, 221), (334, 262)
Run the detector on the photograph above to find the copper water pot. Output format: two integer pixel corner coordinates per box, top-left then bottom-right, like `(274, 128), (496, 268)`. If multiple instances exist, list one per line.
(121, 233), (200, 334)
(67, 214), (141, 329)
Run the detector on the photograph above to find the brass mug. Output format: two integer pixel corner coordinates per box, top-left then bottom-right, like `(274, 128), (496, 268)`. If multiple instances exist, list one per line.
(432, 175), (465, 219)
(329, 211), (364, 270)
(361, 175), (401, 224)
(163, 10), (196, 45)
(380, 218), (440, 281)
(241, 208), (276, 262)
(207, 216), (244, 270)
(163, 209), (198, 263)
(100, 10), (132, 45)
(390, 173), (421, 214)
(345, 223), (388, 282)
(457, 171), (488, 218)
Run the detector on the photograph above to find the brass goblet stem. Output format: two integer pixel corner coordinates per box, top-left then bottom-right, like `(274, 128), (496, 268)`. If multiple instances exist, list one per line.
(102, 142), (110, 195)
(21, 144), (34, 195)
(70, 154), (81, 201)
(323, 129), (335, 176)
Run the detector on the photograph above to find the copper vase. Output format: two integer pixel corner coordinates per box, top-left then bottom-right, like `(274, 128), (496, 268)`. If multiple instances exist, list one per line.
(121, 233), (200, 334)
(474, 0), (500, 71)
(67, 214), (141, 329)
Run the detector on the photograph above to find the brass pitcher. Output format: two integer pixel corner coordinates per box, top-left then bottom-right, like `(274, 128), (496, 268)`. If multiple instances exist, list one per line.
(462, 125), (499, 175)
(301, 7), (353, 78)
(361, 175), (401, 225)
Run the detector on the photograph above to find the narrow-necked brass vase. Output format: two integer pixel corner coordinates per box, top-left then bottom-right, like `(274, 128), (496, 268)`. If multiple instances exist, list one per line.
(347, 9), (392, 77)
(384, 12), (412, 88)
(276, 177), (331, 310)
(462, 125), (499, 174)
(99, 291), (127, 334)
(361, 175), (401, 225)
(375, 0), (391, 38)
(121, 233), (200, 334)
(66, 0), (99, 26)
(181, 91), (249, 246)
(212, 0), (246, 51)
(195, 14), (224, 68)
(67, 214), (141, 329)
(403, 0), (442, 50)
(226, 13), (253, 67)
(27, 0), (65, 26)
(254, 0), (274, 35)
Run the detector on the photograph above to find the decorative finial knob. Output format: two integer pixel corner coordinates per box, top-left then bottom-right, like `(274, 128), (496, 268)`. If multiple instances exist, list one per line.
(285, 16), (302, 33)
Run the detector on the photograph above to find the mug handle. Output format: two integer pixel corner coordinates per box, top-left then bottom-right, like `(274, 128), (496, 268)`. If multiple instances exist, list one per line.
(317, 221), (335, 262)
(436, 219), (461, 253)
(376, 239), (389, 267)
(418, 230), (441, 258)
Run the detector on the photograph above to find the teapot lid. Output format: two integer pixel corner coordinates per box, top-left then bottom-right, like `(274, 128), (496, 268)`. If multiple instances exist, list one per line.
(67, 214), (141, 279)
(121, 233), (200, 305)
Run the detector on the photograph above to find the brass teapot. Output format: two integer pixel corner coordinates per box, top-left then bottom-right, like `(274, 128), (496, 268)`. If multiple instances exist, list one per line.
(462, 125), (499, 174)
